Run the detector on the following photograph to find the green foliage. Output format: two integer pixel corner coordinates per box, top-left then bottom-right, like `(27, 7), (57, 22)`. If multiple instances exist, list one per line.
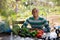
(1, 10), (7, 17)
(0, 0), (60, 24)
(18, 28), (37, 37)
(30, 30), (37, 37)
(51, 0), (60, 6)
(12, 24), (20, 35)
(21, 0), (28, 2)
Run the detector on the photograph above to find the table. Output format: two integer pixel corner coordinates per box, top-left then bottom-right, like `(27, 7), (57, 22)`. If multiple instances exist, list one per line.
(0, 33), (45, 40)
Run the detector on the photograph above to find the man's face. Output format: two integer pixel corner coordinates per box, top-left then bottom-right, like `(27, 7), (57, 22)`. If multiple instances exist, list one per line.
(32, 9), (39, 17)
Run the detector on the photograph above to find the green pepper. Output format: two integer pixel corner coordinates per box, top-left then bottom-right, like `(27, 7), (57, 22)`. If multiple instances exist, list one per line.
(19, 27), (30, 37)
(19, 33), (26, 37)
(30, 30), (37, 37)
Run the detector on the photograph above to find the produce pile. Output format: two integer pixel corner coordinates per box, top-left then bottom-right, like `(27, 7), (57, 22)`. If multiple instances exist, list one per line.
(18, 28), (44, 38)
(12, 25), (44, 38)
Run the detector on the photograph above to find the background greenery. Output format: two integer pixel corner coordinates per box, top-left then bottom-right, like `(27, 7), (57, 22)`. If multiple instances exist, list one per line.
(0, 0), (60, 26)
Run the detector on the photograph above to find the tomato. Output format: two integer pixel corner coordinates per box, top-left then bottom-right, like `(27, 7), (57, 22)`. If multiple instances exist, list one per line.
(40, 30), (44, 34)
(36, 30), (44, 38)
(37, 30), (44, 34)
(36, 34), (42, 38)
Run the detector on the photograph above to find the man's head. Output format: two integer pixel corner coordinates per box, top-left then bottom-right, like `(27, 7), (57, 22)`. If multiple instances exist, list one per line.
(32, 8), (39, 18)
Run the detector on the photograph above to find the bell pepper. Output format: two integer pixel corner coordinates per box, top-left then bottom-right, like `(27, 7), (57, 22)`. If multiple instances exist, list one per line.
(36, 30), (44, 38)
(30, 30), (37, 37)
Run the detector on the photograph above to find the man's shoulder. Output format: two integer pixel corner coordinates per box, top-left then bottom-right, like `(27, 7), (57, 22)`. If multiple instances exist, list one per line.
(26, 16), (34, 20)
(39, 17), (45, 20)
(29, 16), (34, 19)
(39, 17), (47, 21)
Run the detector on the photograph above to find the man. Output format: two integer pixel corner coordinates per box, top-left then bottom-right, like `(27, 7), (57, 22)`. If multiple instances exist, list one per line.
(22, 8), (50, 33)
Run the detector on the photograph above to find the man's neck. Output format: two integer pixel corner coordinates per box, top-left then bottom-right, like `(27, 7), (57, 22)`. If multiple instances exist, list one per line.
(34, 16), (39, 20)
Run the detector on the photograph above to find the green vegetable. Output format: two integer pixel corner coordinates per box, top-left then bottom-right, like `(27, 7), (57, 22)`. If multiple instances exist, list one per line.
(30, 30), (37, 37)
(12, 24), (20, 35)
(18, 27), (30, 37)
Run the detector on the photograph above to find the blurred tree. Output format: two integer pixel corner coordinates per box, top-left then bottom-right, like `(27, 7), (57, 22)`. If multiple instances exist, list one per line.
(51, 0), (60, 6)
(0, 0), (8, 19)
(0, 0), (17, 25)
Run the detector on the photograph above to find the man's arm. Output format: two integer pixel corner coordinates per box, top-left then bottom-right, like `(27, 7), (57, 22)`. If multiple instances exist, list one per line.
(21, 19), (29, 28)
(43, 20), (50, 33)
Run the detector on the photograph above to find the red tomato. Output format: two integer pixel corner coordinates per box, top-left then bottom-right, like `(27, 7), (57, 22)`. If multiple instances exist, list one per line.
(36, 34), (42, 38)
(37, 30), (44, 34)
(40, 30), (44, 34)
(36, 30), (44, 38)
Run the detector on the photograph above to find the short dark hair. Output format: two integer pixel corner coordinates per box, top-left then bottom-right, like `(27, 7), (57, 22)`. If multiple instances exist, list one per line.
(32, 8), (38, 13)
